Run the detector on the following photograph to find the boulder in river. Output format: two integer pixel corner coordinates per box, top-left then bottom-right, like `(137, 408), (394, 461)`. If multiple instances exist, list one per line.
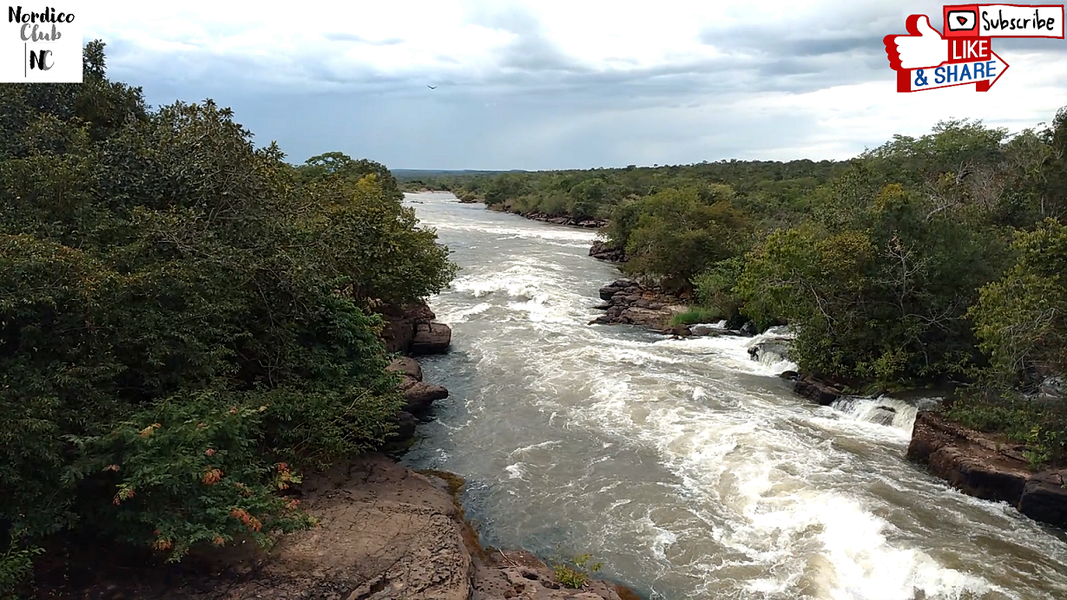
(589, 240), (627, 262)
(748, 337), (792, 363)
(792, 375), (842, 406)
(411, 322), (452, 355)
(386, 356), (423, 381)
(401, 377), (449, 417)
(379, 302), (437, 354)
(592, 280), (687, 330)
(1018, 469), (1067, 528)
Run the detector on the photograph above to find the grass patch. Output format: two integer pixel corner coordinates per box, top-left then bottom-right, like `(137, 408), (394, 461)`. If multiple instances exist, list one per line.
(551, 552), (603, 589)
(668, 306), (722, 327)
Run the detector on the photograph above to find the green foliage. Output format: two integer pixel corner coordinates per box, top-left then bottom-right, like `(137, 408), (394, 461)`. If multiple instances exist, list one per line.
(1, 532), (44, 599)
(551, 551), (603, 589)
(620, 187), (749, 291)
(944, 390), (1067, 468)
(969, 219), (1067, 387)
(693, 256), (745, 321)
(0, 41), (455, 576)
(669, 307), (723, 327)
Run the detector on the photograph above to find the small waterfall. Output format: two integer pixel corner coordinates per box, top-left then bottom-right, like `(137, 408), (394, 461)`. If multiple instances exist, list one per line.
(830, 395), (921, 432)
(745, 327), (797, 373)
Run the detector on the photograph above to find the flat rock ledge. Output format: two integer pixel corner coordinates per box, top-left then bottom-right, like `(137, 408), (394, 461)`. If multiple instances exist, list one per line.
(70, 455), (636, 599)
(517, 211), (606, 229)
(907, 411), (1067, 529)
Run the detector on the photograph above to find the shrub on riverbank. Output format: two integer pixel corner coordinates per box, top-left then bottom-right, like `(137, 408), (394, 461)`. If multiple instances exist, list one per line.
(0, 42), (456, 591)
(669, 307), (723, 327)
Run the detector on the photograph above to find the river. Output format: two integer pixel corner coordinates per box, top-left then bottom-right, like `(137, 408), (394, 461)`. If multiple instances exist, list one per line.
(399, 192), (1067, 600)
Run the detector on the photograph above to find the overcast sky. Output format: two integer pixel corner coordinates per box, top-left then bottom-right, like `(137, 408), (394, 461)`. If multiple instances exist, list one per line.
(81, 1), (1067, 170)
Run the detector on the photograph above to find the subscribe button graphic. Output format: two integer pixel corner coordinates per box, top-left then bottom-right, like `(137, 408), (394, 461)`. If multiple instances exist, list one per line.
(942, 3), (1064, 37)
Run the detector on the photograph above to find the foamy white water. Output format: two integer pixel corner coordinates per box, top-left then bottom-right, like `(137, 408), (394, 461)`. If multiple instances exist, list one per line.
(401, 192), (1067, 600)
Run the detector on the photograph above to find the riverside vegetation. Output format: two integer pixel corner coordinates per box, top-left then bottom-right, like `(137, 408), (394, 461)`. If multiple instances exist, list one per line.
(0, 42), (463, 596)
(400, 110), (1067, 470)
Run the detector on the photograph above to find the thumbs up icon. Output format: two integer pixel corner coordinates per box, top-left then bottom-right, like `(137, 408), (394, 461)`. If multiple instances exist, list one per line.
(884, 15), (949, 70)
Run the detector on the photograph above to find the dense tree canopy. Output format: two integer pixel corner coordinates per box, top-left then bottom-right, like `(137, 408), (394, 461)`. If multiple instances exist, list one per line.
(0, 41), (457, 590)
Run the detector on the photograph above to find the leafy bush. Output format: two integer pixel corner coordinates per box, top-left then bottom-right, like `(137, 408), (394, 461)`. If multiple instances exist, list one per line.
(0, 41), (456, 584)
(1, 532), (44, 599)
(551, 552), (603, 589)
(693, 256), (745, 322)
(669, 307), (722, 327)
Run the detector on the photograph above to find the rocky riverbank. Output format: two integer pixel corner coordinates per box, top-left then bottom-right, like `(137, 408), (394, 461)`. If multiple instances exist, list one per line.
(518, 211), (605, 228)
(485, 204), (606, 228)
(906, 411), (1067, 529)
(589, 240), (627, 263)
(41, 303), (640, 599)
(783, 373), (1067, 531)
(378, 302), (454, 443)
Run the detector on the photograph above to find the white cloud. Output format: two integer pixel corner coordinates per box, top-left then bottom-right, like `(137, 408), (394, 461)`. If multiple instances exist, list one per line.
(76, 0), (1067, 168)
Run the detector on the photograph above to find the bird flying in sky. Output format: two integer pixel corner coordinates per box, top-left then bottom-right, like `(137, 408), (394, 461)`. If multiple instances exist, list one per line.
(427, 85), (437, 89)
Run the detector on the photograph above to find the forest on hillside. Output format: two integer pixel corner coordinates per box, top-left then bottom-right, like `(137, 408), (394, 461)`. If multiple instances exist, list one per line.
(0, 42), (457, 595)
(399, 112), (1067, 468)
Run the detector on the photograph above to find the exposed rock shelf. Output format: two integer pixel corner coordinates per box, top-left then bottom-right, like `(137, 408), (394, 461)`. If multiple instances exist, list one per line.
(590, 279), (689, 331)
(53, 456), (635, 599)
(588, 240), (627, 263)
(906, 411), (1067, 528)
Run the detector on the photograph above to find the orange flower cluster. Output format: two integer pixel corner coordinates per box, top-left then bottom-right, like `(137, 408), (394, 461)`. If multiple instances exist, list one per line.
(230, 508), (262, 532)
(233, 482), (253, 498)
(152, 538), (173, 551)
(202, 468), (223, 485)
(276, 462), (293, 490)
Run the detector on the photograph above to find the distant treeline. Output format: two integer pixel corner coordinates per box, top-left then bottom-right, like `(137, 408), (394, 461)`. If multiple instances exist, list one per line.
(401, 115), (1067, 467)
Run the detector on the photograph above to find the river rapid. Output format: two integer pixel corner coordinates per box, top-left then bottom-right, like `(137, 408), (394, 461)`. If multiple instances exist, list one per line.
(400, 192), (1067, 600)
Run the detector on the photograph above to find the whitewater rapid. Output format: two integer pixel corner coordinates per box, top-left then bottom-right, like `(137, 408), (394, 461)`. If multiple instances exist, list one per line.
(401, 192), (1067, 600)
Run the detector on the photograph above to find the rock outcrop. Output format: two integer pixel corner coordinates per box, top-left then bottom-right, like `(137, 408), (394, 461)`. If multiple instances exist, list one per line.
(411, 322), (452, 355)
(792, 375), (843, 406)
(515, 211), (606, 228)
(379, 302), (454, 444)
(1018, 469), (1067, 528)
(379, 302), (439, 355)
(907, 411), (1067, 529)
(589, 240), (627, 263)
(590, 279), (689, 330)
(52, 455), (636, 599)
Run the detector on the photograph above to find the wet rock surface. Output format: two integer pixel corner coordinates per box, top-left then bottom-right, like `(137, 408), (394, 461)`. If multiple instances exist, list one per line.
(588, 240), (627, 263)
(515, 211), (606, 228)
(590, 279), (688, 330)
(907, 411), (1067, 529)
(793, 375), (844, 406)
